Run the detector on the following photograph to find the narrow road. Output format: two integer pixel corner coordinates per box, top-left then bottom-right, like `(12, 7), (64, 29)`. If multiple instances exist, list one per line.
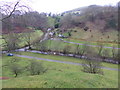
(51, 38), (120, 49)
(15, 54), (119, 71)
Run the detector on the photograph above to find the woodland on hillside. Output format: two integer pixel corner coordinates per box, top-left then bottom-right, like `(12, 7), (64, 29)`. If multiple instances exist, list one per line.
(1, 5), (118, 34)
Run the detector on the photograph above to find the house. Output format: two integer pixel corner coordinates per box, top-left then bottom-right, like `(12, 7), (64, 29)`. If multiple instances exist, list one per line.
(49, 32), (55, 37)
(47, 28), (51, 32)
(58, 34), (64, 38)
(58, 34), (68, 38)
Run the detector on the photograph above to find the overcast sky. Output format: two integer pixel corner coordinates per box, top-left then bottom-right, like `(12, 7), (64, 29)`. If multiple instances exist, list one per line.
(0, 0), (119, 14)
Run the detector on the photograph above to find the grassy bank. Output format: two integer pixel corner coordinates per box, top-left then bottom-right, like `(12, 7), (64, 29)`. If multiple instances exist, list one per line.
(14, 52), (118, 69)
(2, 53), (118, 88)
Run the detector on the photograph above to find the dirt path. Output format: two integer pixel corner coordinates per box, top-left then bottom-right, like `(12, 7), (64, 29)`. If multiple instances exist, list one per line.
(0, 77), (10, 80)
(15, 54), (119, 71)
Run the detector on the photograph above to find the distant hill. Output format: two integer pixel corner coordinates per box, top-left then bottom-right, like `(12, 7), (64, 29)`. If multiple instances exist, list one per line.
(62, 5), (101, 15)
(60, 5), (117, 31)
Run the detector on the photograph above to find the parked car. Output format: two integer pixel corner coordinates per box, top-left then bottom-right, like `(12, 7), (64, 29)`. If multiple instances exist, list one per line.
(7, 53), (14, 56)
(58, 34), (68, 38)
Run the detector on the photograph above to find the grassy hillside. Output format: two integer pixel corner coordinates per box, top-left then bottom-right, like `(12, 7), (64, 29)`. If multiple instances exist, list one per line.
(59, 5), (118, 48)
(61, 27), (119, 49)
(1, 30), (43, 50)
(69, 28), (118, 42)
(2, 52), (118, 88)
(47, 16), (55, 27)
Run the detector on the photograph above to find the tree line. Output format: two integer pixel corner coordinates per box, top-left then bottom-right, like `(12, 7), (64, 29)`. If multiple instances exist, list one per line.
(1, 4), (118, 34)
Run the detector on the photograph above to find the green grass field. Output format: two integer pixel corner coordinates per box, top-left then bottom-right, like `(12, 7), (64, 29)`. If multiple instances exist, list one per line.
(1, 28), (119, 88)
(19, 30), (43, 47)
(32, 39), (118, 60)
(1, 30), (43, 50)
(15, 52), (118, 69)
(2, 52), (118, 88)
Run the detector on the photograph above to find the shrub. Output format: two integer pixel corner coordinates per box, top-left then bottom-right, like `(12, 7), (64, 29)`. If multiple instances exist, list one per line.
(34, 41), (48, 52)
(54, 23), (59, 28)
(81, 59), (103, 75)
(9, 63), (23, 77)
(27, 60), (47, 75)
(68, 32), (71, 36)
(101, 49), (110, 60)
(74, 44), (87, 58)
(63, 45), (71, 54)
(82, 46), (104, 75)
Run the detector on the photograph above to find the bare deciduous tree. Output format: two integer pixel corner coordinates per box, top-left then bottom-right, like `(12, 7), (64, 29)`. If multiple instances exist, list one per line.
(102, 49), (110, 60)
(0, 1), (20, 21)
(27, 59), (47, 75)
(0, 0), (30, 21)
(9, 63), (23, 77)
(97, 43), (104, 57)
(34, 41), (48, 52)
(81, 59), (103, 75)
(82, 47), (103, 75)
(3, 32), (21, 52)
(74, 44), (87, 58)
(112, 46), (118, 61)
(22, 31), (33, 49)
(63, 45), (71, 54)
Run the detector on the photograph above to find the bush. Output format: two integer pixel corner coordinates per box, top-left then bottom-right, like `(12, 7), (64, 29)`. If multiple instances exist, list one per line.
(27, 60), (47, 75)
(54, 23), (59, 28)
(68, 32), (71, 36)
(9, 63), (23, 77)
(74, 44), (87, 58)
(101, 49), (110, 60)
(34, 41), (48, 51)
(82, 46), (104, 75)
(63, 45), (71, 54)
(81, 59), (103, 75)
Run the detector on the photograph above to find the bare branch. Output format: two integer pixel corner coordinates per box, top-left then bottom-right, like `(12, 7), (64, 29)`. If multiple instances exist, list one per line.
(1, 1), (20, 21)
